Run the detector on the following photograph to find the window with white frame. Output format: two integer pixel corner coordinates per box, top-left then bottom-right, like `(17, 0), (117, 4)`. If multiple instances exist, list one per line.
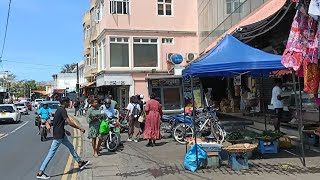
(110, 0), (129, 15)
(133, 38), (158, 67)
(110, 37), (129, 67)
(162, 38), (174, 44)
(86, 54), (91, 66)
(85, 25), (90, 39)
(92, 41), (97, 65)
(102, 39), (107, 69)
(98, 42), (102, 71)
(100, 0), (105, 17)
(226, 0), (243, 14)
(95, 7), (101, 21)
(157, 0), (172, 16)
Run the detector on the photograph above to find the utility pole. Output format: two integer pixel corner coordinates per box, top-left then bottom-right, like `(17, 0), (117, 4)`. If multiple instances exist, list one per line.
(76, 63), (80, 97)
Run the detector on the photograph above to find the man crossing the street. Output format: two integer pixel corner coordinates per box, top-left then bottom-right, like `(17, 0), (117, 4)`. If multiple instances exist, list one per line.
(36, 97), (89, 179)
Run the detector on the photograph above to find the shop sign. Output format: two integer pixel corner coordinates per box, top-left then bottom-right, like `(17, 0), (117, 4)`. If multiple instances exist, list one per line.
(151, 79), (181, 87)
(170, 54), (183, 65)
(105, 80), (127, 86)
(183, 76), (201, 107)
(234, 75), (241, 86)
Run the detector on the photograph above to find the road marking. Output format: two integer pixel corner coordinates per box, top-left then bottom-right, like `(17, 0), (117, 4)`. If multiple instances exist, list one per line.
(71, 129), (81, 180)
(0, 121), (28, 140)
(61, 117), (81, 180)
(61, 127), (76, 180)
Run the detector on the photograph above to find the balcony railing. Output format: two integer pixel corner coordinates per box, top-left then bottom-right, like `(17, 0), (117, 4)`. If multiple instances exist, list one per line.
(199, 0), (267, 52)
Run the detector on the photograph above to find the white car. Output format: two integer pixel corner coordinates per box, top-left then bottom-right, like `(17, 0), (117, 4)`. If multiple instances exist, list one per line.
(0, 104), (21, 123)
(14, 102), (29, 115)
(33, 99), (44, 109)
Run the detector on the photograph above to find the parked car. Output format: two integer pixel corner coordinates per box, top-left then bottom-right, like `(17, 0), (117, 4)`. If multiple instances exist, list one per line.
(0, 104), (21, 123)
(39, 101), (60, 116)
(14, 102), (29, 115)
(33, 99), (44, 109)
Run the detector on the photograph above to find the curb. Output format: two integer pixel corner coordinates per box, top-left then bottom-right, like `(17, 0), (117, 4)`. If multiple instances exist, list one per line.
(69, 114), (93, 180)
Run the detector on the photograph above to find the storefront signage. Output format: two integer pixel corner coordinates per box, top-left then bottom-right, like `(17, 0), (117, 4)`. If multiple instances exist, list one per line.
(234, 75), (241, 86)
(170, 54), (183, 65)
(151, 79), (181, 87)
(106, 81), (126, 86)
(183, 76), (201, 107)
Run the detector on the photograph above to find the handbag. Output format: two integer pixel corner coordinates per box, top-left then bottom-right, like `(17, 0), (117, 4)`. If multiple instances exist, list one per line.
(138, 112), (145, 123)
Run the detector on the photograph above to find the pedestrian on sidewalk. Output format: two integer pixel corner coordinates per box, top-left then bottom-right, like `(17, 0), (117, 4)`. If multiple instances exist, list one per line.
(74, 97), (80, 116)
(271, 78), (287, 131)
(125, 96), (141, 142)
(136, 94), (145, 133)
(86, 98), (103, 157)
(36, 97), (89, 180)
(144, 93), (162, 147)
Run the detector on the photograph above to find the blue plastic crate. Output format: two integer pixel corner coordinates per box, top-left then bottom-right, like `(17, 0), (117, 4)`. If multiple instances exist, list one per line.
(258, 140), (278, 154)
(307, 134), (319, 145)
(206, 154), (221, 169)
(228, 152), (249, 171)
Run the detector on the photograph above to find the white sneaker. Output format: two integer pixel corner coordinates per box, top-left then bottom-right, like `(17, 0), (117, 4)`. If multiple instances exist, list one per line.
(134, 139), (138, 143)
(127, 138), (132, 142)
(36, 173), (50, 179)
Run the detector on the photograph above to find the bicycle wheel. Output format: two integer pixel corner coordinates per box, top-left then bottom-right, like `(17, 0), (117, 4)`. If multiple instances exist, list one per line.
(210, 121), (226, 144)
(173, 123), (194, 144)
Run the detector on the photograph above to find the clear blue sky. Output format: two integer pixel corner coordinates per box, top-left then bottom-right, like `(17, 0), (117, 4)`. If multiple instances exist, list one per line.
(0, 0), (89, 81)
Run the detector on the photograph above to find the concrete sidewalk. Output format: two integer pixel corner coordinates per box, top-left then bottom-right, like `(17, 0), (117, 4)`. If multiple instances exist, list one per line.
(69, 112), (320, 180)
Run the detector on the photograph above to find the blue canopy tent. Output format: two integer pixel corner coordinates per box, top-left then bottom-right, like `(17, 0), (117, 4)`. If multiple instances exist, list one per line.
(182, 34), (284, 77)
(181, 35), (288, 170)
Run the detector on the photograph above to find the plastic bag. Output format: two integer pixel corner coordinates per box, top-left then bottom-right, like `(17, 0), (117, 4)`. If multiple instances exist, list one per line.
(99, 119), (109, 135)
(184, 144), (207, 172)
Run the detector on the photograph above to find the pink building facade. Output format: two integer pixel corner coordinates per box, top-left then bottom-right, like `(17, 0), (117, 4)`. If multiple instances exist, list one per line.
(86, 0), (198, 110)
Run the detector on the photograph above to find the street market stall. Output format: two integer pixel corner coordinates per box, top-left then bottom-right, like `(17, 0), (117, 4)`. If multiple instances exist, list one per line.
(182, 34), (286, 171)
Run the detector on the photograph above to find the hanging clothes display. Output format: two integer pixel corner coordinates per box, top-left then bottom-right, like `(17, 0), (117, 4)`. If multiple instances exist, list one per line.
(282, 0), (320, 93)
(303, 60), (320, 93)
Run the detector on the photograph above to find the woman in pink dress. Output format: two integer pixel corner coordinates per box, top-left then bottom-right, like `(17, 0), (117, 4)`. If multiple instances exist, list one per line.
(144, 93), (163, 147)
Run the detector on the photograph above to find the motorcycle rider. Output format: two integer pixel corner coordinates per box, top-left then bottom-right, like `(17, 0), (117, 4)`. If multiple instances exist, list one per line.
(102, 99), (116, 120)
(37, 102), (53, 134)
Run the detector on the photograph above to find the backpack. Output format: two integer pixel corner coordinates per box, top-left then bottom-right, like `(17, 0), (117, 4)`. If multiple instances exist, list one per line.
(131, 103), (140, 119)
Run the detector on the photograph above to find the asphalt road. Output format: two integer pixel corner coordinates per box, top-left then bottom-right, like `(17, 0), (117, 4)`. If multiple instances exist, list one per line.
(0, 112), (72, 180)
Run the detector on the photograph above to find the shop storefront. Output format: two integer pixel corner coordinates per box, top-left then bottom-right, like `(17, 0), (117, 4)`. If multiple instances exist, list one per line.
(147, 76), (183, 111)
(96, 73), (132, 109)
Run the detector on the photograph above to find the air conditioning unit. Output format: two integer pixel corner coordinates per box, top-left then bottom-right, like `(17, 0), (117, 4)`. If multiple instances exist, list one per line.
(166, 53), (175, 62)
(186, 53), (198, 62)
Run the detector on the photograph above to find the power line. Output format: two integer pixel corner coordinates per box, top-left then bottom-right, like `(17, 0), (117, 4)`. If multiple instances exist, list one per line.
(0, 0), (13, 61)
(1, 59), (62, 68)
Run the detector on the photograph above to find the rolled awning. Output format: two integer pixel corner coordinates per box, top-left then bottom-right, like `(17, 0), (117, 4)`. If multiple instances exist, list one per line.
(204, 0), (288, 53)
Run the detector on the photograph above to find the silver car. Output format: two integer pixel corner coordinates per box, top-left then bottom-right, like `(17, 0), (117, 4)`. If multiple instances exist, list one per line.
(14, 102), (29, 115)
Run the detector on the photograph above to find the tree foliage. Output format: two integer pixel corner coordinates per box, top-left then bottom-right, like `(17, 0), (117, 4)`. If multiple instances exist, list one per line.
(9, 80), (46, 98)
(60, 63), (77, 73)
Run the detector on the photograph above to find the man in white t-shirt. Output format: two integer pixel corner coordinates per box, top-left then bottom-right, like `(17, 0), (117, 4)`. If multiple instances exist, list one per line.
(271, 79), (286, 131)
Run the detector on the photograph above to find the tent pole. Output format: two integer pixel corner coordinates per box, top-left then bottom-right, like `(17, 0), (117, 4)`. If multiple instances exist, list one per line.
(191, 76), (199, 170)
(260, 75), (267, 130)
(292, 71), (305, 166)
(297, 76), (306, 167)
(182, 76), (187, 153)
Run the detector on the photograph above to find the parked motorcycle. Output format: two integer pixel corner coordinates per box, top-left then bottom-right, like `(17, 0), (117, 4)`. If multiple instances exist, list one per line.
(102, 117), (121, 152)
(160, 115), (176, 139)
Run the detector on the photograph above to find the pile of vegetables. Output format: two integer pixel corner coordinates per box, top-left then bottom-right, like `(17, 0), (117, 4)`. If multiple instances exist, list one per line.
(257, 130), (285, 140)
(227, 130), (258, 143)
